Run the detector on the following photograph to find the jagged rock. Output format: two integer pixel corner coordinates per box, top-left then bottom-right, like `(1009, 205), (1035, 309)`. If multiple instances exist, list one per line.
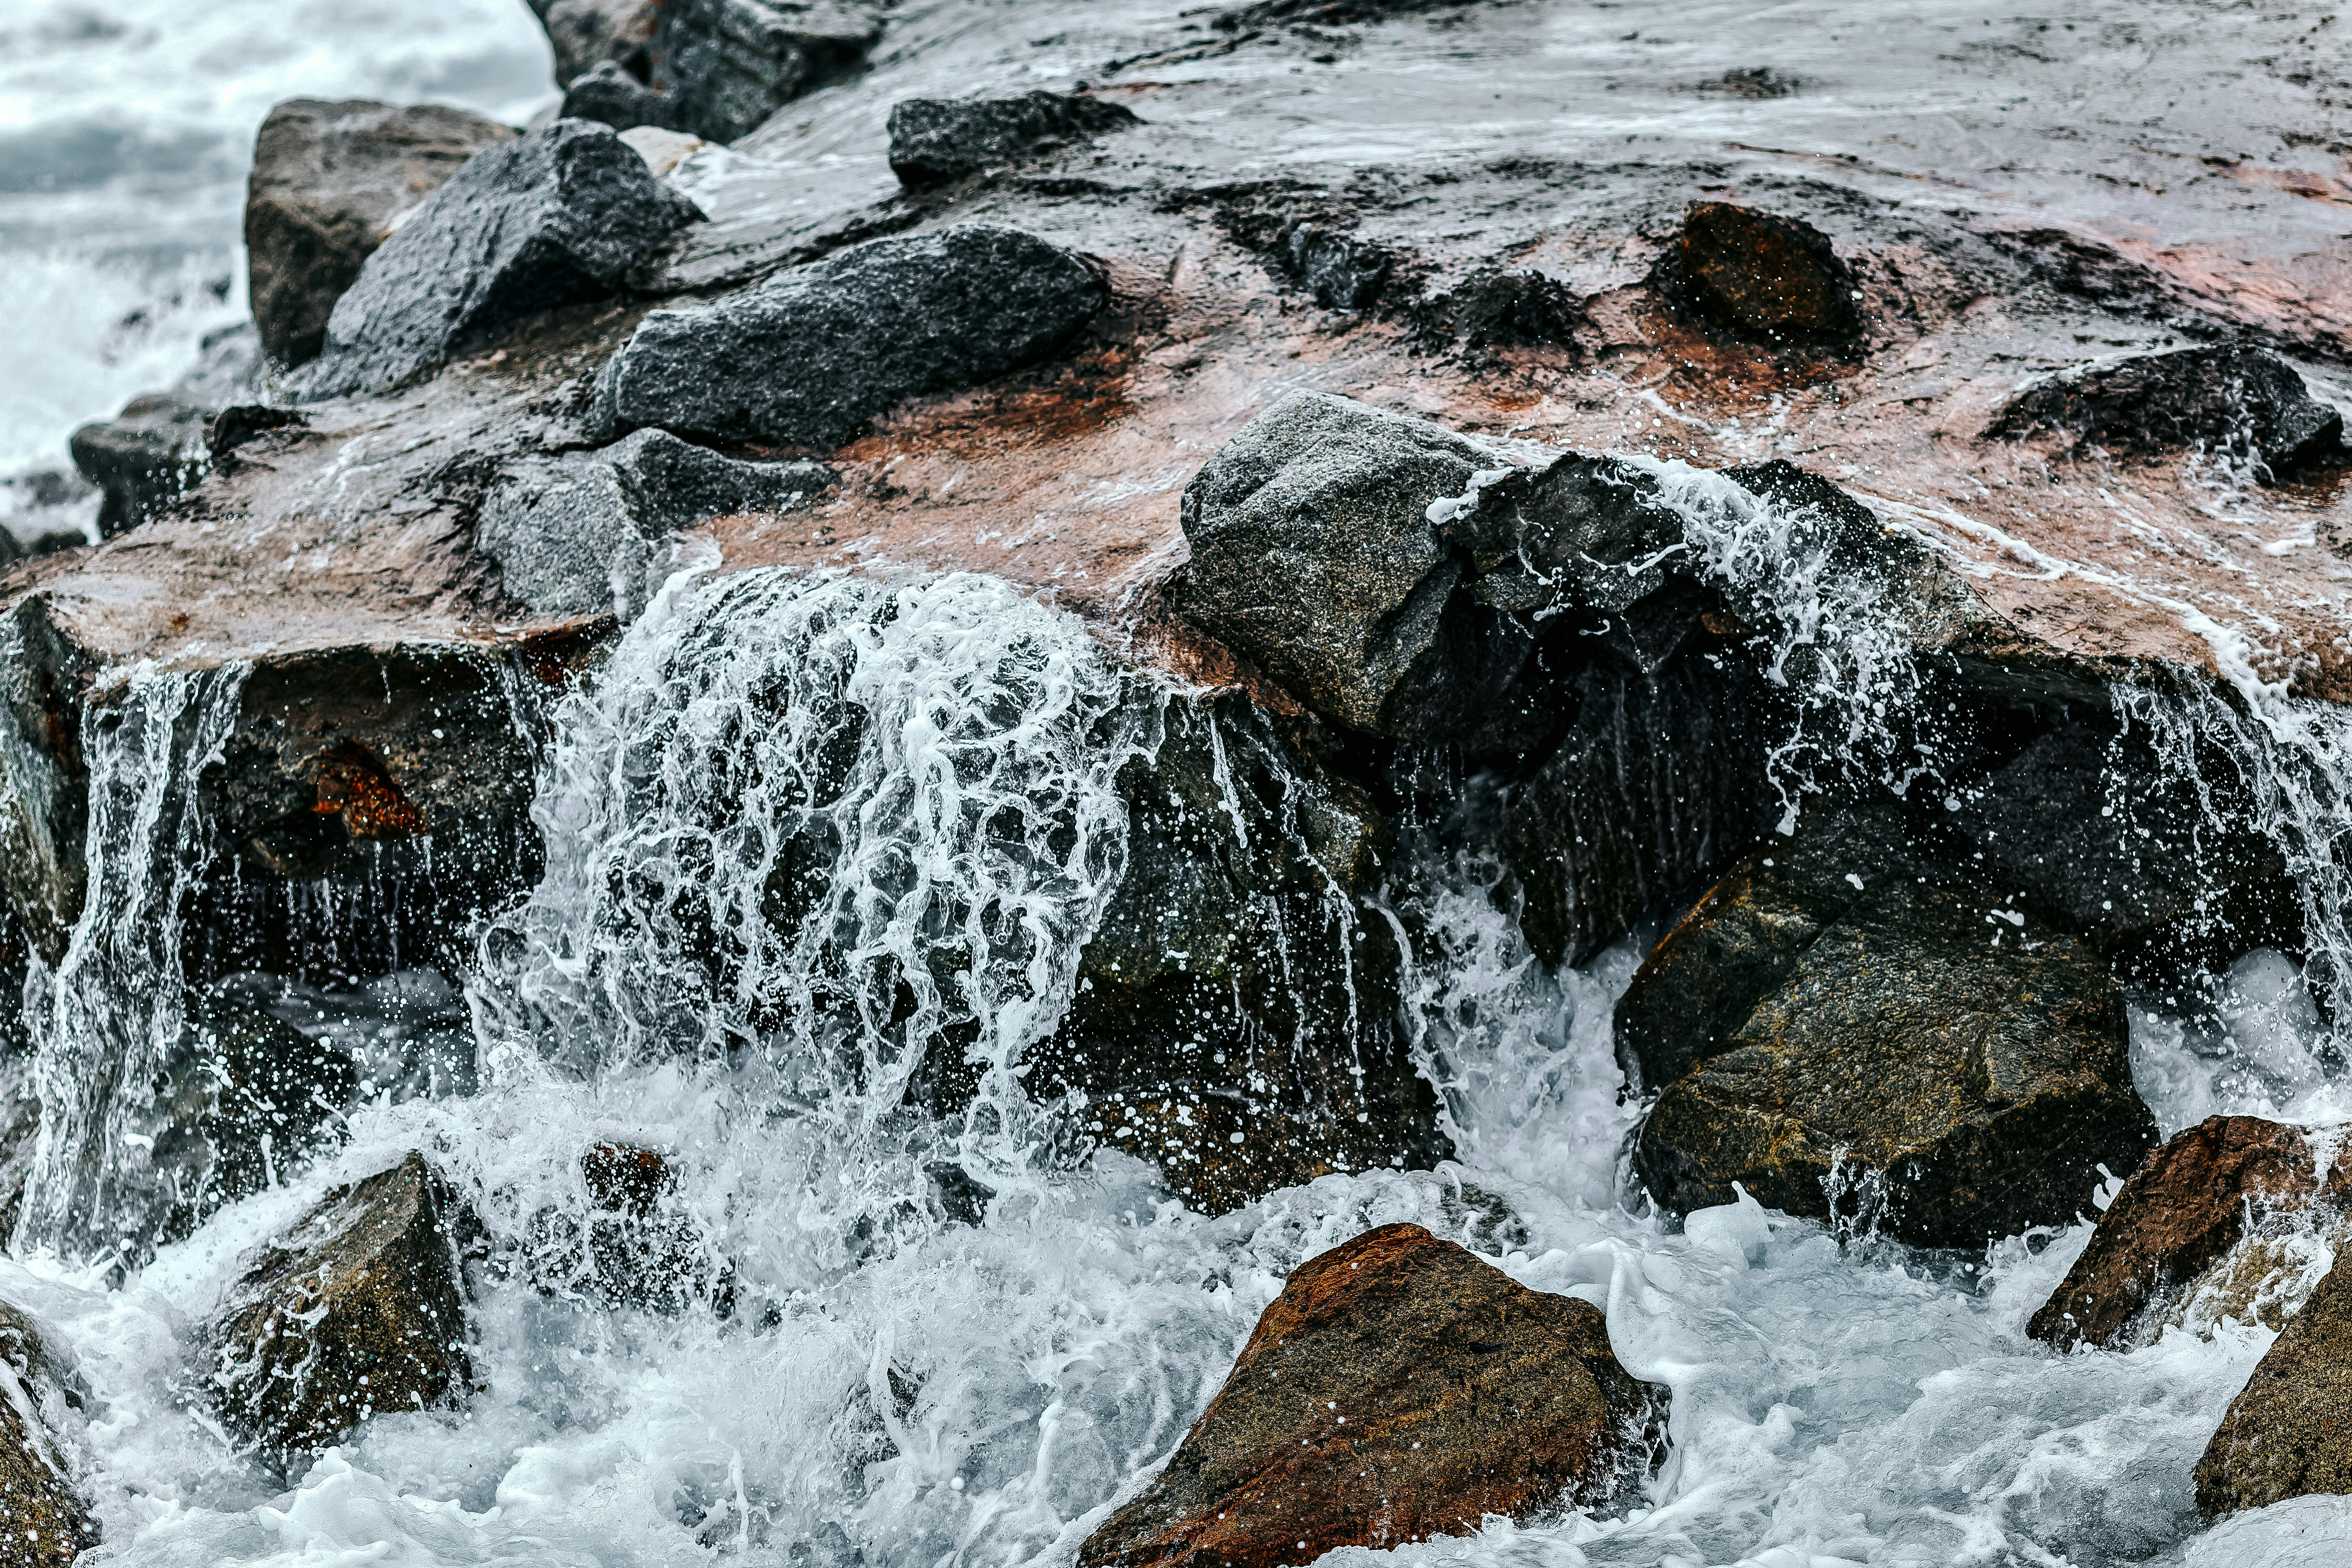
(648, 0), (887, 144)
(1280, 222), (1392, 310)
(1627, 810), (2160, 1246)
(592, 225), (1105, 450)
(1668, 202), (1860, 346)
(245, 99), (516, 367)
(1028, 693), (1450, 1213)
(563, 60), (684, 134)
(205, 404), (308, 463)
(476, 429), (835, 616)
(2195, 1244), (2352, 1514)
(67, 394), (209, 537)
(542, 0), (662, 87)
(207, 1152), (476, 1464)
(1988, 344), (2346, 481)
(530, 1143), (725, 1312)
(886, 92), (1141, 187)
(2030, 1116), (2351, 1351)
(0, 1299), (97, 1565)
(300, 119), (704, 400)
(1077, 1223), (1668, 1568)
(1413, 266), (1583, 352)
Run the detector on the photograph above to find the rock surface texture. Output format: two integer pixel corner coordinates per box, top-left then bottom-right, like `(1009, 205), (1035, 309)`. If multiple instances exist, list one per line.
(1078, 1224), (1668, 1568)
(887, 92), (1142, 186)
(1669, 202), (1860, 345)
(543, 0), (663, 87)
(1988, 344), (2346, 481)
(0, 1300), (96, 1565)
(245, 98), (517, 367)
(208, 1152), (476, 1465)
(67, 394), (211, 536)
(593, 224), (1106, 449)
(648, 0), (887, 143)
(2194, 1243), (2352, 1514)
(301, 118), (702, 399)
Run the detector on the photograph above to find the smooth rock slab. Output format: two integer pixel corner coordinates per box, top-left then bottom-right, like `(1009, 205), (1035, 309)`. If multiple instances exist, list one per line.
(1669, 201), (1860, 346)
(300, 119), (702, 400)
(207, 1152), (476, 1465)
(245, 99), (515, 367)
(887, 92), (1141, 186)
(0, 1299), (97, 1565)
(1077, 1223), (1668, 1568)
(1988, 344), (2346, 481)
(2195, 1244), (2352, 1514)
(591, 224), (1106, 450)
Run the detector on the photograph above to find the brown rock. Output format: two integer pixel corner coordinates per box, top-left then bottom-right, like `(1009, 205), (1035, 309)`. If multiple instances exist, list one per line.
(2030, 1116), (2351, 1351)
(1671, 202), (1860, 345)
(207, 1152), (476, 1465)
(1077, 1224), (1668, 1568)
(0, 1300), (97, 1565)
(536, 1142), (727, 1313)
(2194, 1244), (2352, 1514)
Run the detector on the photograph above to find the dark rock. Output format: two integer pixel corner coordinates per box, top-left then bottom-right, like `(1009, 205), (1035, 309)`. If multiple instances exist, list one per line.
(531, 1143), (727, 1312)
(925, 1161), (995, 1226)
(1280, 222), (1391, 310)
(1700, 67), (1799, 98)
(1446, 451), (1688, 616)
(206, 404), (308, 462)
(0, 1298), (97, 1565)
(591, 224), (1105, 450)
(1076, 1223), (1668, 1568)
(648, 0), (887, 144)
(68, 394), (210, 537)
(562, 60), (685, 134)
(1214, 0), (1477, 30)
(1988, 345), (2346, 481)
(542, 0), (662, 87)
(1669, 202), (1861, 346)
(1628, 813), (2159, 1246)
(1029, 694), (1450, 1213)
(1413, 266), (1583, 352)
(245, 99), (517, 368)
(476, 429), (835, 616)
(2195, 1244), (2352, 1514)
(2030, 1116), (2351, 1351)
(888, 92), (1141, 187)
(208, 1152), (476, 1465)
(300, 119), (703, 400)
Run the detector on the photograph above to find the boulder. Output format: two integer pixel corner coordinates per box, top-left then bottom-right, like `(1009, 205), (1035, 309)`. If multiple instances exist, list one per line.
(67, 394), (209, 536)
(0, 1299), (97, 1565)
(886, 92), (1142, 187)
(542, 0), (662, 87)
(207, 1152), (476, 1464)
(475, 429), (835, 616)
(245, 99), (517, 367)
(1668, 202), (1861, 346)
(563, 60), (685, 134)
(1988, 344), (2346, 481)
(2194, 1245), (2352, 1515)
(619, 126), (710, 177)
(1626, 809), (2160, 1246)
(591, 224), (1106, 450)
(648, 0), (887, 144)
(300, 119), (704, 400)
(2030, 1116), (2352, 1351)
(531, 1143), (727, 1311)
(1076, 1223), (1668, 1568)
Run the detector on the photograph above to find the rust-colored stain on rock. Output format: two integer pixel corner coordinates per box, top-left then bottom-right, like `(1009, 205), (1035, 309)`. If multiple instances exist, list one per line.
(310, 739), (428, 839)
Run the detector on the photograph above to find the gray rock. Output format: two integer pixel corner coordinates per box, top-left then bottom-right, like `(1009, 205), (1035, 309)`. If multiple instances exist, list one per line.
(1988, 344), (2346, 482)
(887, 92), (1142, 187)
(245, 99), (516, 367)
(0, 1298), (96, 1565)
(649, 0), (886, 144)
(542, 0), (662, 87)
(592, 224), (1106, 450)
(563, 60), (684, 134)
(478, 430), (834, 617)
(300, 119), (703, 400)
(67, 394), (210, 536)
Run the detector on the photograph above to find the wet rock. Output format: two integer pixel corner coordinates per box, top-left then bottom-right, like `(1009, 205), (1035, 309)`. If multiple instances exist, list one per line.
(648, 0), (887, 144)
(1215, 0), (1479, 29)
(1412, 266), (1583, 353)
(619, 126), (710, 177)
(1988, 344), (2346, 481)
(68, 394), (210, 537)
(2194, 1244), (2352, 1515)
(0, 1298), (98, 1565)
(301, 119), (704, 400)
(2030, 1116), (2351, 1351)
(1627, 810), (2159, 1246)
(205, 404), (308, 463)
(1031, 694), (1450, 1213)
(476, 429), (835, 617)
(532, 1143), (726, 1312)
(592, 224), (1106, 450)
(245, 99), (517, 368)
(1076, 1222), (1668, 1568)
(542, 0), (662, 87)
(887, 92), (1142, 187)
(1667, 202), (1861, 346)
(208, 1152), (476, 1465)
(563, 60), (685, 134)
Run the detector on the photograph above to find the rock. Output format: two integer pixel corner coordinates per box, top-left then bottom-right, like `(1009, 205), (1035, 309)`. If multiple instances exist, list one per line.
(531, 1143), (726, 1312)
(1028, 693), (1450, 1213)
(1076, 1223), (1668, 1568)
(2194, 1244), (2352, 1515)
(1988, 345), (2346, 481)
(563, 60), (685, 134)
(245, 99), (517, 368)
(1668, 201), (1860, 346)
(1413, 266), (1583, 352)
(205, 404), (308, 462)
(67, 394), (210, 537)
(475, 429), (835, 617)
(591, 224), (1105, 450)
(542, 0), (662, 87)
(1627, 809), (2160, 1246)
(300, 119), (704, 400)
(648, 0), (887, 144)
(207, 1152), (476, 1464)
(886, 92), (1142, 187)
(0, 1298), (97, 1565)
(619, 126), (707, 176)
(2030, 1116), (2351, 1351)
(1214, 0), (1477, 29)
